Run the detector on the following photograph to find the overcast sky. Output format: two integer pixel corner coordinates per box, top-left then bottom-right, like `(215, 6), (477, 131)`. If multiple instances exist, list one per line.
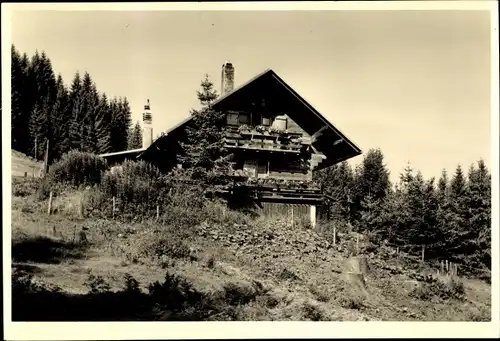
(9, 8), (492, 182)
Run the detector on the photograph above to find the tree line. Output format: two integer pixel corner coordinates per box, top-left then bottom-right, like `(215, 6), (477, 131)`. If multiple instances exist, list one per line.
(314, 149), (491, 275)
(11, 44), (143, 163)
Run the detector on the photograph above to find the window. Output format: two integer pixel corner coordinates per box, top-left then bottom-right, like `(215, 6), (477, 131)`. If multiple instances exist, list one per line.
(262, 117), (271, 126)
(227, 113), (239, 125)
(243, 160), (257, 177)
(239, 113), (249, 124)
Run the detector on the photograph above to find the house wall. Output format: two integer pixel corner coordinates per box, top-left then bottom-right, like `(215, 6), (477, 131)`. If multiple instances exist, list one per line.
(259, 202), (318, 227)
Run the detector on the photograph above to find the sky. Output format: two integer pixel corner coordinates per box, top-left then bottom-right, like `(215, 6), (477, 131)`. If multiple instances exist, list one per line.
(9, 8), (493, 182)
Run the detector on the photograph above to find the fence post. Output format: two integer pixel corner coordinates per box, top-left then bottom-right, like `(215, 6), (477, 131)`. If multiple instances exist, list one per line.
(47, 191), (53, 215)
(445, 260), (449, 274)
(396, 247), (399, 256)
(333, 225), (336, 246)
(156, 205), (160, 220)
(356, 233), (360, 255)
(112, 196), (116, 220)
(421, 245), (425, 263)
(440, 260), (444, 275)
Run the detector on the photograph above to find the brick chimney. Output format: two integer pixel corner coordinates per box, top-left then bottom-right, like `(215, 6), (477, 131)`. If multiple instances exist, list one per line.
(142, 99), (153, 149)
(221, 61), (235, 96)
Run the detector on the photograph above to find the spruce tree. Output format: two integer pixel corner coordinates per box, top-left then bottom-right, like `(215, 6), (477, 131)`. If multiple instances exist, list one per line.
(127, 121), (143, 150)
(179, 74), (232, 185)
(50, 74), (71, 161)
(11, 45), (28, 152)
(69, 72), (84, 151)
(352, 148), (391, 222)
(95, 93), (113, 154)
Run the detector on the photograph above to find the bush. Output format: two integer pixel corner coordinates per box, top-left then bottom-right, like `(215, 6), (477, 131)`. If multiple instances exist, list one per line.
(47, 150), (108, 187)
(12, 177), (41, 197)
(84, 274), (111, 294)
(122, 229), (192, 265)
(411, 276), (465, 301)
(101, 160), (171, 217)
(302, 302), (327, 321)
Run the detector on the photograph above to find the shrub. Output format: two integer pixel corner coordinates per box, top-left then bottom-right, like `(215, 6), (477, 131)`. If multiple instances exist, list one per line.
(12, 177), (41, 197)
(309, 284), (331, 303)
(302, 302), (327, 321)
(222, 281), (259, 306)
(411, 276), (465, 301)
(47, 150), (108, 187)
(123, 229), (192, 265)
(84, 274), (111, 294)
(101, 160), (171, 217)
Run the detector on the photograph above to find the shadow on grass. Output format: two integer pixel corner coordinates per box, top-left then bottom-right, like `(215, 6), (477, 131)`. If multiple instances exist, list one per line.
(12, 271), (265, 321)
(12, 236), (88, 264)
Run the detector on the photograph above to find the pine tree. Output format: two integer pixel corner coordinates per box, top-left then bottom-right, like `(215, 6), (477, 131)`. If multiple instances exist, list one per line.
(315, 161), (355, 222)
(11, 45), (30, 153)
(179, 74), (230, 181)
(27, 50), (57, 158)
(464, 160), (491, 270)
(50, 74), (71, 161)
(352, 148), (391, 222)
(127, 121), (143, 150)
(69, 72), (84, 151)
(109, 97), (132, 152)
(79, 72), (100, 154)
(95, 93), (113, 154)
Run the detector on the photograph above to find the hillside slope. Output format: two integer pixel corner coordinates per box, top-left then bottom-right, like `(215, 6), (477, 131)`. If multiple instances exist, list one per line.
(10, 181), (491, 322)
(11, 149), (44, 178)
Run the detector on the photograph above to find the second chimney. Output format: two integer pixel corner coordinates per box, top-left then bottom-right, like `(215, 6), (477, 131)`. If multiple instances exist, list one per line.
(221, 61), (235, 96)
(142, 99), (153, 149)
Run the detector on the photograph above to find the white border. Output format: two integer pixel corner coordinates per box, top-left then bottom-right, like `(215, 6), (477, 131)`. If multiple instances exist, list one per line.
(2, 1), (499, 340)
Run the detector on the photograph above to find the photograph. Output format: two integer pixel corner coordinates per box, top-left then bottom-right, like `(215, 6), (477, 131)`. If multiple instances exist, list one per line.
(3, 1), (498, 339)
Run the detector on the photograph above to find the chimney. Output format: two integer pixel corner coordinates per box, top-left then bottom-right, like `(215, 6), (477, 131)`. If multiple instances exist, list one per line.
(142, 99), (153, 149)
(221, 61), (235, 96)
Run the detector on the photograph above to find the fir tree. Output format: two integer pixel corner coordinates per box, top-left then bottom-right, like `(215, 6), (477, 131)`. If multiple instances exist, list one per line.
(50, 74), (71, 161)
(11, 45), (30, 153)
(127, 121), (143, 150)
(179, 74), (231, 181)
(95, 93), (113, 154)
(69, 72), (84, 151)
(352, 148), (391, 222)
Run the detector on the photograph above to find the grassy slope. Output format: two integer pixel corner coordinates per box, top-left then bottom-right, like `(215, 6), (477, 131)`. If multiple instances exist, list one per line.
(10, 181), (491, 321)
(11, 149), (44, 177)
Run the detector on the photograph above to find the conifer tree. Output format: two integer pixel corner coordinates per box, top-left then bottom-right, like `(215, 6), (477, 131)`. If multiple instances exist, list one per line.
(109, 97), (132, 152)
(179, 74), (231, 182)
(95, 93), (113, 154)
(352, 148), (391, 222)
(11, 45), (30, 153)
(69, 71), (84, 151)
(50, 74), (71, 161)
(315, 161), (355, 222)
(127, 121), (143, 150)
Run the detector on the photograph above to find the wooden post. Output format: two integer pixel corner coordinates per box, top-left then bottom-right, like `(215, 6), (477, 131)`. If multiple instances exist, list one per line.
(43, 139), (50, 176)
(333, 225), (336, 246)
(156, 205), (160, 220)
(440, 260), (444, 274)
(112, 197), (116, 219)
(356, 233), (359, 255)
(24, 172), (27, 178)
(445, 260), (449, 274)
(421, 245), (425, 263)
(47, 191), (53, 215)
(396, 247), (399, 255)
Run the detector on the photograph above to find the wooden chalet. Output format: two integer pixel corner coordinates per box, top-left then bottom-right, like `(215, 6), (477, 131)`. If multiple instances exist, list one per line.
(100, 62), (362, 226)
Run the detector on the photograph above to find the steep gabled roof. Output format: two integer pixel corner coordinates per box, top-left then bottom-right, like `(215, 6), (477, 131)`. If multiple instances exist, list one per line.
(146, 68), (361, 169)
